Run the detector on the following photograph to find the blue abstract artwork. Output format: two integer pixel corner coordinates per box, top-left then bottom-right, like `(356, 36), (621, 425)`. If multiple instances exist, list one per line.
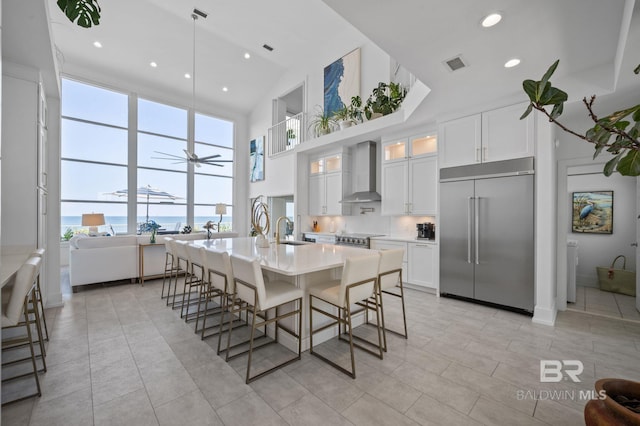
(250, 136), (264, 182)
(324, 48), (360, 117)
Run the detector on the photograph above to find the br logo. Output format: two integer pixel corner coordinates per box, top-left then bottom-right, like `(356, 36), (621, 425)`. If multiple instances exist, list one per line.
(540, 360), (583, 382)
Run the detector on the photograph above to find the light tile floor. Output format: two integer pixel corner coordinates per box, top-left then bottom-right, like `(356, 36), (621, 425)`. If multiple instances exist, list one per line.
(568, 286), (640, 321)
(3, 274), (640, 425)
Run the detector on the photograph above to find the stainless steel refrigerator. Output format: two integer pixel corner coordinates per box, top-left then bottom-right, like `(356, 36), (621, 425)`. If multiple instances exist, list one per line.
(439, 157), (534, 314)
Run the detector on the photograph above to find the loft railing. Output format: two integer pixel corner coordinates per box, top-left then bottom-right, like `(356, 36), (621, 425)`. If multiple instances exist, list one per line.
(268, 112), (305, 157)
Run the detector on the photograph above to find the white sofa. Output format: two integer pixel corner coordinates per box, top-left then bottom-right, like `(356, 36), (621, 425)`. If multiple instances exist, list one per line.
(69, 232), (238, 291)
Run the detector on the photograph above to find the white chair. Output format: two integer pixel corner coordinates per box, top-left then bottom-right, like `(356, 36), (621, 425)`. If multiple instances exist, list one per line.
(373, 248), (407, 351)
(309, 253), (383, 379)
(196, 247), (240, 353)
(169, 240), (191, 312)
(181, 243), (205, 320)
(29, 248), (49, 343)
(1, 257), (43, 405)
(161, 237), (179, 301)
(225, 254), (303, 384)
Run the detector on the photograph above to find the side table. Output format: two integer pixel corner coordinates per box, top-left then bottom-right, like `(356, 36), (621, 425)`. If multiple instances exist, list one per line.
(138, 242), (165, 286)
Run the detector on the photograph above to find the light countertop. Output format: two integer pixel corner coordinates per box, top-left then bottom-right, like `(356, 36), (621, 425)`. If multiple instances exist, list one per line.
(371, 236), (437, 244)
(1, 245), (37, 288)
(191, 237), (374, 276)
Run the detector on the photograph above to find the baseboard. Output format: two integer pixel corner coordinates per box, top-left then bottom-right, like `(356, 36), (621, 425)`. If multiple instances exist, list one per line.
(532, 301), (557, 326)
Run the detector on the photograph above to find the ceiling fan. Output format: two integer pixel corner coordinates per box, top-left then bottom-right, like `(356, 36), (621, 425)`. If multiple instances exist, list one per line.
(152, 150), (233, 167)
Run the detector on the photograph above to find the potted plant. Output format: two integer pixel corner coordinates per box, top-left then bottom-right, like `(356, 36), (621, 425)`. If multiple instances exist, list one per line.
(364, 82), (407, 120)
(349, 95), (364, 123)
(308, 105), (335, 137)
(333, 103), (354, 129)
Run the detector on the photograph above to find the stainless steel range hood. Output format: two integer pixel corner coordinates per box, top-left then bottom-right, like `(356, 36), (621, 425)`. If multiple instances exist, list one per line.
(340, 141), (381, 203)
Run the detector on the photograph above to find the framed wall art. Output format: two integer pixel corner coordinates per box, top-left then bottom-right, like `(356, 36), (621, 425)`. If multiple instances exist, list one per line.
(324, 47), (361, 117)
(249, 136), (264, 182)
(571, 191), (613, 234)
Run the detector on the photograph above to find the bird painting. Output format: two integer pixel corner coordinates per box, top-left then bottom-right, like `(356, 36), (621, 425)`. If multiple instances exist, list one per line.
(572, 191), (613, 234)
(579, 200), (594, 220)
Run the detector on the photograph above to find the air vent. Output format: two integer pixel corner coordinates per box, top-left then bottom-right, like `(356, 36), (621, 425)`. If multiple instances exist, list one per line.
(444, 55), (467, 72)
(262, 44), (274, 52)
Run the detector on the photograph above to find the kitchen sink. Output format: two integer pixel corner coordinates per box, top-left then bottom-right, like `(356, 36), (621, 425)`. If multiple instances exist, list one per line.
(278, 240), (308, 246)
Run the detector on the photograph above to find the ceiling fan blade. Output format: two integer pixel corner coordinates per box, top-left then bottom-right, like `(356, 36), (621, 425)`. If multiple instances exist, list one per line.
(196, 154), (221, 161)
(203, 159), (233, 163)
(153, 151), (185, 160)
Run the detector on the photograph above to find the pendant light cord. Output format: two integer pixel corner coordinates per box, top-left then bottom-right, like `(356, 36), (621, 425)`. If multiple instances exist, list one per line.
(192, 13), (197, 113)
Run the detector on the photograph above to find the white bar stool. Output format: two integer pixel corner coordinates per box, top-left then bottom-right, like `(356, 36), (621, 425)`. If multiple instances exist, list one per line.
(309, 253), (383, 379)
(225, 254), (303, 384)
(1, 257), (43, 405)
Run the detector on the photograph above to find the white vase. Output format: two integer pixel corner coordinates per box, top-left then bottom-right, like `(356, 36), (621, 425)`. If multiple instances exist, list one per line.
(255, 234), (270, 248)
(339, 120), (352, 130)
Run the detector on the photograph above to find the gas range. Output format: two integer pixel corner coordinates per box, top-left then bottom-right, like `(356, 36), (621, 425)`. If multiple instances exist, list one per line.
(334, 233), (383, 249)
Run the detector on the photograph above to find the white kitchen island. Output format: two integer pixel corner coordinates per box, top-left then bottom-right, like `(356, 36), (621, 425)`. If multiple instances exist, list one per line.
(191, 237), (375, 351)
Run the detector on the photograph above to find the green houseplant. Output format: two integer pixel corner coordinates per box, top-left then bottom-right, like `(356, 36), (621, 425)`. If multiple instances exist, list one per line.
(309, 105), (335, 137)
(364, 82), (407, 120)
(57, 0), (101, 28)
(521, 60), (640, 176)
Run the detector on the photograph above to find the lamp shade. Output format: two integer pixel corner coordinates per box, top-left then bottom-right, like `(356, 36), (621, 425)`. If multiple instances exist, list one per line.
(82, 213), (105, 227)
(215, 203), (227, 215)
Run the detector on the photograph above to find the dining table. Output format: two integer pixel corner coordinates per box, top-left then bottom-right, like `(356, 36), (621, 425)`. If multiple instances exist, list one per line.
(191, 237), (376, 351)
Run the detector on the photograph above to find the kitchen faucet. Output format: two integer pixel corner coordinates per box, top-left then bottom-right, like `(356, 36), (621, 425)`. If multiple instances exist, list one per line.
(275, 216), (293, 244)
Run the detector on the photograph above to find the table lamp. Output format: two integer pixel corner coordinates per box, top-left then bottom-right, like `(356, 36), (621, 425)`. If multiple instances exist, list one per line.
(215, 203), (227, 232)
(82, 213), (105, 235)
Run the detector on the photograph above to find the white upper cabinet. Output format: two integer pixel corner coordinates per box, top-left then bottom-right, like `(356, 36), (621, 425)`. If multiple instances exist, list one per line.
(439, 102), (534, 168)
(438, 114), (481, 168)
(308, 151), (350, 216)
(481, 102), (534, 163)
(381, 132), (437, 215)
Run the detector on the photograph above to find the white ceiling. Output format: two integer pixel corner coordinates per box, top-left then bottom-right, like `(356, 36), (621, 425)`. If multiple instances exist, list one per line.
(7, 0), (639, 123)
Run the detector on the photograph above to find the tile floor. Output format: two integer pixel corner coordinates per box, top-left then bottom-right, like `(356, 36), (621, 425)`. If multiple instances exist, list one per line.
(2, 274), (640, 426)
(568, 286), (640, 321)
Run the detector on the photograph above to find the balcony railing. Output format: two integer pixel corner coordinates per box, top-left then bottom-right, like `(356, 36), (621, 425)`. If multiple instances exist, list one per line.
(268, 112), (305, 157)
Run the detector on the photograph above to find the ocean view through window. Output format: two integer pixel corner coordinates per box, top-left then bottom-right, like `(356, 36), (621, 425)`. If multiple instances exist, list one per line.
(61, 78), (234, 239)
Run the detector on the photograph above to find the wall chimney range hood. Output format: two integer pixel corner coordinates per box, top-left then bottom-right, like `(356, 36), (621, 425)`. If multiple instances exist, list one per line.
(340, 141), (381, 203)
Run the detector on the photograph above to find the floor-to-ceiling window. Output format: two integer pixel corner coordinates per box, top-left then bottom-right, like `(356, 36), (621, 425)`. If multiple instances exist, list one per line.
(194, 113), (234, 231)
(60, 78), (234, 237)
(60, 79), (129, 235)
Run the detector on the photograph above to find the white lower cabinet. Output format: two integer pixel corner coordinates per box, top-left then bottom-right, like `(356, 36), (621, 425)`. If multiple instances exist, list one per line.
(407, 242), (435, 289)
(370, 240), (407, 284)
(371, 240), (437, 290)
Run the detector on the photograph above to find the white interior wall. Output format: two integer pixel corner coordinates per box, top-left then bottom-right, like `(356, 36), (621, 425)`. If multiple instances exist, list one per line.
(567, 169), (636, 287)
(247, 37), (390, 202)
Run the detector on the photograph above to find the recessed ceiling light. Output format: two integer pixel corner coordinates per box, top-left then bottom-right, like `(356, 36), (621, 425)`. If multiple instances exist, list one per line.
(504, 58), (521, 68)
(184, 73), (191, 79)
(244, 52), (251, 59)
(150, 62), (157, 68)
(93, 41), (102, 48)
(222, 87), (228, 92)
(481, 13), (502, 28)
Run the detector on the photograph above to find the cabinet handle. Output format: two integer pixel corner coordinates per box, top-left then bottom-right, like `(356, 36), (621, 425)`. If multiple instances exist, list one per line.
(408, 202), (413, 213)
(467, 196), (473, 264)
(476, 147), (480, 163)
(482, 146), (487, 162)
(415, 244), (431, 247)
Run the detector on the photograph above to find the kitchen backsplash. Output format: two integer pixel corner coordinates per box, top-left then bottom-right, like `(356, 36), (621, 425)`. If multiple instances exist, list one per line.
(305, 212), (435, 238)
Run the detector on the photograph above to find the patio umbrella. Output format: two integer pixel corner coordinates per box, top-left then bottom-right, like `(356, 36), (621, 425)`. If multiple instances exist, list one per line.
(107, 185), (183, 223)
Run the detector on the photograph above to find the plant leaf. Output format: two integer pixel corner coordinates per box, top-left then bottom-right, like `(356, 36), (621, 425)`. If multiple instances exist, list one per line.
(520, 103), (533, 120)
(540, 60), (560, 89)
(603, 153), (623, 176)
(522, 80), (538, 102)
(617, 149), (640, 176)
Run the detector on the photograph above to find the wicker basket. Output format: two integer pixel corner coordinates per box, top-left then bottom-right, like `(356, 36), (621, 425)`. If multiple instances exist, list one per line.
(596, 255), (636, 297)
